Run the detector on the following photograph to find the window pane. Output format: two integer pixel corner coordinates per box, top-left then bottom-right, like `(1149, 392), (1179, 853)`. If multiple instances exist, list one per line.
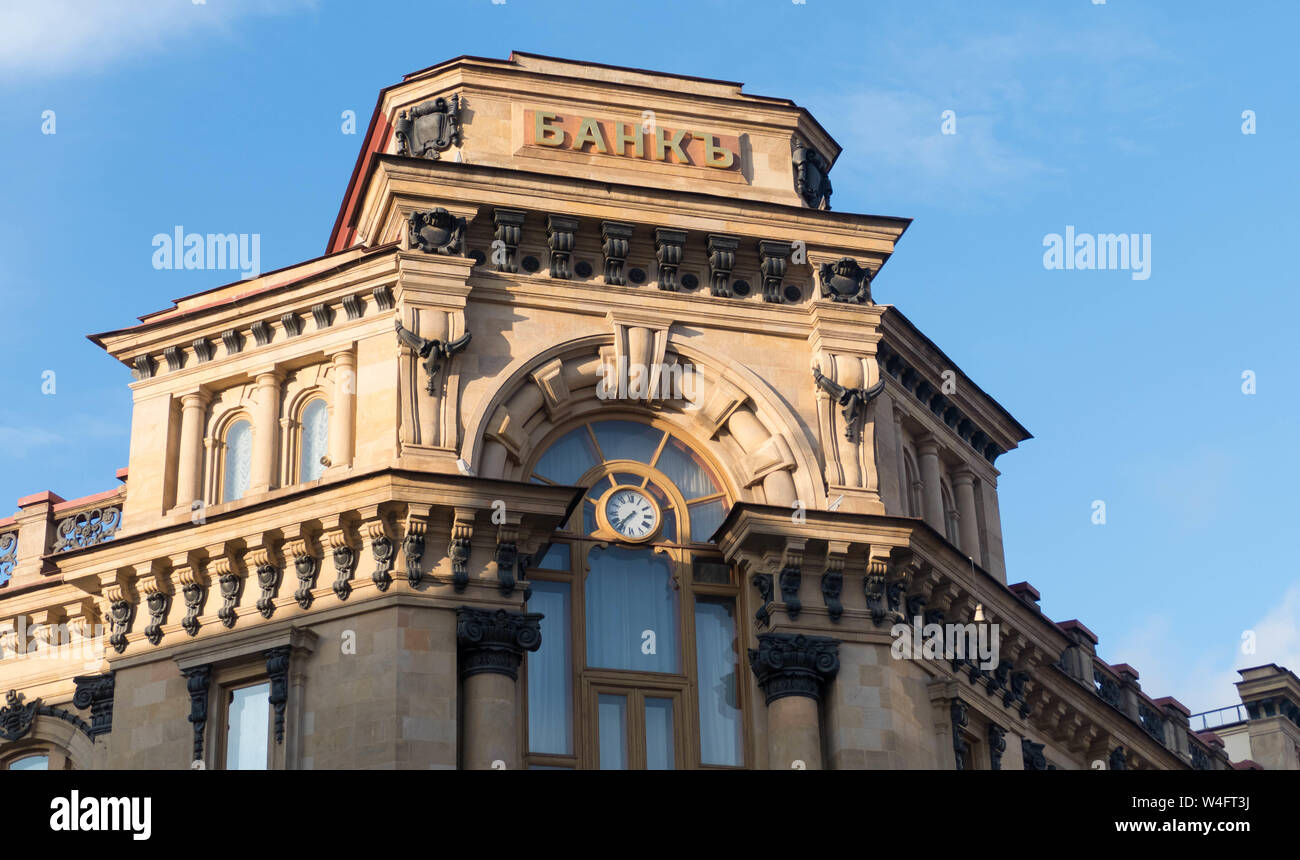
(527, 581), (572, 755)
(687, 498), (727, 543)
(695, 599), (743, 766)
(222, 420), (253, 502)
(299, 398), (330, 482)
(655, 435), (719, 499)
(533, 427), (598, 484)
(585, 546), (679, 672)
(597, 694), (627, 770)
(534, 542), (570, 571)
(226, 682), (270, 770)
(692, 558), (732, 585)
(592, 420), (662, 464)
(9, 754), (48, 770)
(645, 697), (675, 770)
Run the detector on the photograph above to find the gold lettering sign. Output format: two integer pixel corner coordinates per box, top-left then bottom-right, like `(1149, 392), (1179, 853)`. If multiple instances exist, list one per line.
(525, 110), (739, 170)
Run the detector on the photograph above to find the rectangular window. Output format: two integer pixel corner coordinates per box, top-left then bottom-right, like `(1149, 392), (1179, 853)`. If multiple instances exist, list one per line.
(694, 598), (743, 766)
(527, 580), (572, 755)
(225, 682), (272, 770)
(597, 694), (628, 770)
(644, 697), (675, 770)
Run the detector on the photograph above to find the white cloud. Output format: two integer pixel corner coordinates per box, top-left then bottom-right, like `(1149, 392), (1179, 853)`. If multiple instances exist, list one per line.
(0, 0), (314, 78)
(0, 425), (63, 455)
(1108, 583), (1300, 718)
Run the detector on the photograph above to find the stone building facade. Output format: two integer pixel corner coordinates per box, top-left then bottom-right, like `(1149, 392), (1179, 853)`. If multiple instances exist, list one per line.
(0, 52), (1294, 771)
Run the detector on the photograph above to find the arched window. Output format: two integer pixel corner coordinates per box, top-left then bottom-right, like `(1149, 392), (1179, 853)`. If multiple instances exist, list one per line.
(523, 418), (744, 770)
(222, 419), (253, 503)
(298, 398), (330, 483)
(6, 753), (48, 770)
(902, 449), (922, 518)
(941, 479), (960, 546)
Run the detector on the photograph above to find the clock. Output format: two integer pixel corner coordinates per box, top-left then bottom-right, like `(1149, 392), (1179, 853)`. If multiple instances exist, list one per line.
(599, 485), (661, 542)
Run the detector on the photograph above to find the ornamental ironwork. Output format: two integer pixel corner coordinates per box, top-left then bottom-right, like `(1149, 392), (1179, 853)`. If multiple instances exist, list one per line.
(53, 506), (121, 552)
(0, 531), (16, 583)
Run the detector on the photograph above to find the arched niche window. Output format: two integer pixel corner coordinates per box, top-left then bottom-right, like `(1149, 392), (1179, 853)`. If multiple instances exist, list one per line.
(940, 478), (959, 546)
(522, 417), (745, 770)
(902, 448), (922, 518)
(297, 397), (330, 483)
(221, 418), (253, 503)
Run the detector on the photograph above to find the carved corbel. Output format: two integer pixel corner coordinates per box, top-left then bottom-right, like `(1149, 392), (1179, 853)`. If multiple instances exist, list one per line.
(137, 560), (174, 647)
(247, 533), (285, 620)
(209, 542), (247, 629)
(756, 239), (790, 304)
(449, 509), (475, 593)
(654, 228), (687, 291)
(707, 234), (738, 297)
(494, 522), (520, 597)
(403, 513), (428, 588)
(600, 221), (634, 286)
(864, 551), (889, 626)
(777, 541), (805, 619)
(182, 665), (212, 764)
(172, 550), (209, 638)
(751, 564), (775, 628)
(821, 542), (848, 622)
(97, 570), (138, 654)
(492, 208), (526, 273)
(321, 516), (361, 601)
(367, 515), (397, 592)
(546, 214), (578, 279)
(285, 530), (323, 609)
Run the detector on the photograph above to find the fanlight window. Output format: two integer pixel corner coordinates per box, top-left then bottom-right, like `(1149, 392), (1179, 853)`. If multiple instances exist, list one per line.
(523, 418), (744, 770)
(298, 398), (330, 483)
(222, 419), (253, 503)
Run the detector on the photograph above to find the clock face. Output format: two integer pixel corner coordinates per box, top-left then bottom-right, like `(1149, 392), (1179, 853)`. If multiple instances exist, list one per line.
(604, 486), (659, 541)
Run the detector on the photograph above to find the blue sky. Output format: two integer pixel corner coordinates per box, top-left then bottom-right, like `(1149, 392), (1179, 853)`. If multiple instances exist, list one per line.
(1, 0), (1296, 713)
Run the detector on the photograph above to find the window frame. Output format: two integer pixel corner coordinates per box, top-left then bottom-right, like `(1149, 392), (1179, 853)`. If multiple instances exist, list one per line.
(519, 415), (750, 770)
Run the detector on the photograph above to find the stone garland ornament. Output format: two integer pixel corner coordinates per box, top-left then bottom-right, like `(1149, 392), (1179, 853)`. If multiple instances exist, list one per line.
(747, 633), (840, 704)
(792, 138), (833, 210)
(1022, 738), (1048, 771)
(813, 365), (886, 443)
(495, 540), (517, 597)
(407, 208), (466, 255)
(751, 572), (774, 627)
(778, 562), (802, 619)
(394, 320), (472, 396)
(265, 646), (291, 745)
(455, 607), (543, 681)
(0, 690), (93, 742)
(403, 525), (426, 588)
(183, 665), (212, 764)
(951, 699), (970, 770)
(988, 723), (1007, 770)
(818, 257), (874, 304)
(394, 94), (462, 160)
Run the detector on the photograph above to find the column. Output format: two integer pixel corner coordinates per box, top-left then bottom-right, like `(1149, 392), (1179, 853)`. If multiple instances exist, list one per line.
(249, 370), (283, 494)
(892, 403), (909, 515)
(329, 350), (357, 469)
(456, 607), (542, 769)
(952, 468), (982, 560)
(175, 390), (209, 511)
(916, 435), (945, 531)
(748, 633), (839, 769)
